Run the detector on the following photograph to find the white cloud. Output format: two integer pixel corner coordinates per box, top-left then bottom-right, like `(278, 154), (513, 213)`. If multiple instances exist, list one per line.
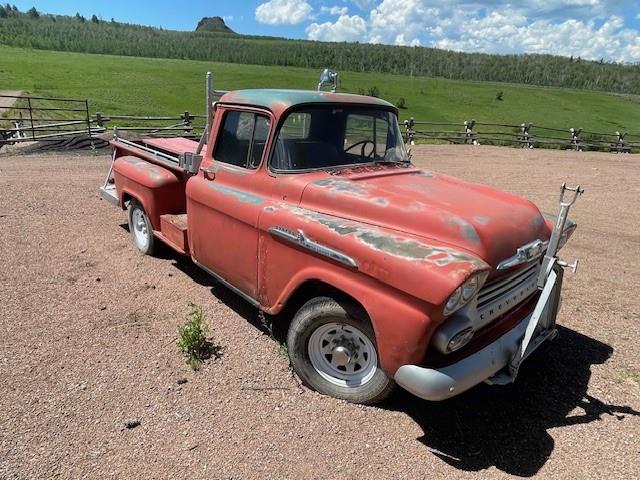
(302, 0), (640, 62)
(307, 14), (368, 41)
(321, 6), (349, 16)
(255, 0), (313, 25)
(431, 12), (640, 62)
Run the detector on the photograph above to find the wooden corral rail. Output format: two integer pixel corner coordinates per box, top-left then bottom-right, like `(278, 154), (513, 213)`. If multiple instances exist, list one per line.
(0, 93), (207, 148)
(402, 118), (639, 153)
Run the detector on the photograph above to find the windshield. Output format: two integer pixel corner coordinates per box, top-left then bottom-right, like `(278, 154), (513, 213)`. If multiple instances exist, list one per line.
(271, 107), (409, 171)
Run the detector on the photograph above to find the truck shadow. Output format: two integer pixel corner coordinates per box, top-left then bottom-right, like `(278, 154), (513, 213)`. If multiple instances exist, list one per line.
(161, 248), (638, 477)
(169, 255), (269, 333)
(382, 326), (639, 477)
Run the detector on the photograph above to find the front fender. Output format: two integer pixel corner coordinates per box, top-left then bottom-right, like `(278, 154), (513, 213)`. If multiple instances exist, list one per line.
(263, 262), (435, 375)
(258, 205), (489, 375)
(260, 205), (490, 306)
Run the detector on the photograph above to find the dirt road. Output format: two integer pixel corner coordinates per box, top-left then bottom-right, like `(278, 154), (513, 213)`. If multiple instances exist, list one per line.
(0, 145), (638, 479)
(0, 90), (22, 109)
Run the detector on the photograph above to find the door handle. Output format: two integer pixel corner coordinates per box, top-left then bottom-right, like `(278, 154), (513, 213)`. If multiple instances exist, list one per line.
(200, 166), (216, 180)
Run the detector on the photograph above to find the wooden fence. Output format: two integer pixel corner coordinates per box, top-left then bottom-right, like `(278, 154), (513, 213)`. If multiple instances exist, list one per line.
(0, 94), (206, 148)
(2, 94), (638, 154)
(402, 118), (639, 153)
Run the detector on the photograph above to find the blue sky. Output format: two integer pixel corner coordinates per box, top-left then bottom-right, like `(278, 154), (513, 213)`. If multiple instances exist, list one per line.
(10, 1), (640, 62)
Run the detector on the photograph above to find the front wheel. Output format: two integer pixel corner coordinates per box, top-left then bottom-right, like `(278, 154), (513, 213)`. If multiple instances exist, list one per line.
(287, 297), (394, 404)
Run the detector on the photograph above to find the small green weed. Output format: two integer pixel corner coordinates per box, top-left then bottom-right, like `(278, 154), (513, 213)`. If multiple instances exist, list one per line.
(89, 141), (97, 155)
(265, 319), (288, 358)
(177, 303), (222, 370)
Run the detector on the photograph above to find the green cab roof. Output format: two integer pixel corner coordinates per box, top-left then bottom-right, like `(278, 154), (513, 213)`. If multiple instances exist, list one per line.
(219, 89), (396, 113)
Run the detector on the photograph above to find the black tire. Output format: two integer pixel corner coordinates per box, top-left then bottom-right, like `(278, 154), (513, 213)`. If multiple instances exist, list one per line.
(127, 199), (157, 256)
(287, 296), (394, 405)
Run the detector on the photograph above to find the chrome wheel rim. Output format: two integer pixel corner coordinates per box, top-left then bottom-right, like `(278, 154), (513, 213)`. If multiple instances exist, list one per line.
(308, 322), (377, 387)
(132, 208), (149, 250)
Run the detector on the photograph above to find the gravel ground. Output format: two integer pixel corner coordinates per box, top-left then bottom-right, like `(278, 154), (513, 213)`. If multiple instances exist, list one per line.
(0, 145), (638, 479)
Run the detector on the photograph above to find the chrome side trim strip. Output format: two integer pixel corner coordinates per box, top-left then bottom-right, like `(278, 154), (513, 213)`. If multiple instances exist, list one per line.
(269, 226), (358, 269)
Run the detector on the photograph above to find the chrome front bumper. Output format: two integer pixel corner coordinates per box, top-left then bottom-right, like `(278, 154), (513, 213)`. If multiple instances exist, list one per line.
(395, 264), (563, 401)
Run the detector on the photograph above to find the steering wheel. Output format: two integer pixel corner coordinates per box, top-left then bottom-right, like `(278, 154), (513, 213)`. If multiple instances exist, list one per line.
(345, 139), (375, 159)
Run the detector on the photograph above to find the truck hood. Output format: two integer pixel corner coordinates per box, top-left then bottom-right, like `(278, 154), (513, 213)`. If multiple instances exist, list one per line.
(299, 167), (549, 268)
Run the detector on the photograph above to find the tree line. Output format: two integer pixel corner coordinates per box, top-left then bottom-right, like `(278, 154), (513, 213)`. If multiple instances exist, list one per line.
(1, 6), (639, 95)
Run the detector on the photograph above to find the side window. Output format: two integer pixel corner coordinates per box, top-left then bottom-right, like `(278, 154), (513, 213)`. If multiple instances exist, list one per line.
(214, 111), (270, 169)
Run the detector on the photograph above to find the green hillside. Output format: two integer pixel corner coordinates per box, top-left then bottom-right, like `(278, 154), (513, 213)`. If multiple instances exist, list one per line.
(1, 45), (638, 137)
(0, 6), (639, 94)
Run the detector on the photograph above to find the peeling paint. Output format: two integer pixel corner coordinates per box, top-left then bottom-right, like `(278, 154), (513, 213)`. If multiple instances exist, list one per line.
(371, 197), (389, 207)
(313, 179), (370, 197)
(264, 206), (277, 213)
(208, 183), (264, 204)
(293, 208), (488, 269)
(447, 216), (481, 244)
(474, 215), (490, 225)
(356, 231), (485, 267)
(120, 156), (167, 182)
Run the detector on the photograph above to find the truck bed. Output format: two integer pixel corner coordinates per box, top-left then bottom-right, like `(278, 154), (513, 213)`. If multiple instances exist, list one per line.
(142, 137), (208, 156)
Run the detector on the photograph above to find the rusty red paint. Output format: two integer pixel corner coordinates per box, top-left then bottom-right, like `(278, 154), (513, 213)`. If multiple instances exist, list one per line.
(106, 90), (570, 378)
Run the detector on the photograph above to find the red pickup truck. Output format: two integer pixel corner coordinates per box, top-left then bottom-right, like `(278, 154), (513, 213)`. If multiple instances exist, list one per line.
(100, 83), (582, 404)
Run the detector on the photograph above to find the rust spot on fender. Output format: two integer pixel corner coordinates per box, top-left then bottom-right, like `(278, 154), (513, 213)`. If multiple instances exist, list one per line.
(293, 209), (488, 269)
(371, 197), (389, 207)
(355, 231), (485, 267)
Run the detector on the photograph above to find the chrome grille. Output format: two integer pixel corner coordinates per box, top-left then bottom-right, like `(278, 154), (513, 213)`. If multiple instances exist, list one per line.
(476, 262), (540, 328)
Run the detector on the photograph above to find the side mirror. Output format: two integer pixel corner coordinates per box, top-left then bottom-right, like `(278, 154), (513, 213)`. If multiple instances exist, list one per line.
(180, 152), (203, 174)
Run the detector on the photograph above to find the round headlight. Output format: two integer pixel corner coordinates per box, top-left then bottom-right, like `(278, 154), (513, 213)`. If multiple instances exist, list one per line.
(461, 275), (479, 301)
(444, 287), (462, 315)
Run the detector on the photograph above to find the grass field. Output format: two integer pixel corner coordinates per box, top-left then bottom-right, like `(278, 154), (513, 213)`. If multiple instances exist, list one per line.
(1, 45), (639, 133)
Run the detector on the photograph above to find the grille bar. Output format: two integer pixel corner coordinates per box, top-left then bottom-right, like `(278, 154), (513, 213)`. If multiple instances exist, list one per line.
(475, 262), (541, 328)
(478, 263), (539, 308)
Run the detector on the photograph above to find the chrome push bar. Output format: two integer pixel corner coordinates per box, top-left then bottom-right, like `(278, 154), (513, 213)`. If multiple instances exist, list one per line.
(538, 183), (583, 288)
(510, 183), (583, 378)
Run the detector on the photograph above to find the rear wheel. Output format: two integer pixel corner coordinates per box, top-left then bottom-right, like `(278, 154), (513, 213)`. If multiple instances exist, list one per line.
(128, 200), (156, 255)
(287, 297), (394, 405)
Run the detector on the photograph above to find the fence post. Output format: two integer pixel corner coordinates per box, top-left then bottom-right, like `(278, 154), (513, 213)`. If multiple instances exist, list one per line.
(567, 128), (582, 151)
(27, 97), (35, 140)
(183, 110), (191, 134)
(95, 112), (104, 128)
(403, 117), (415, 145)
(85, 100), (91, 137)
(611, 131), (629, 154)
(519, 123), (534, 149)
(463, 119), (478, 145)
